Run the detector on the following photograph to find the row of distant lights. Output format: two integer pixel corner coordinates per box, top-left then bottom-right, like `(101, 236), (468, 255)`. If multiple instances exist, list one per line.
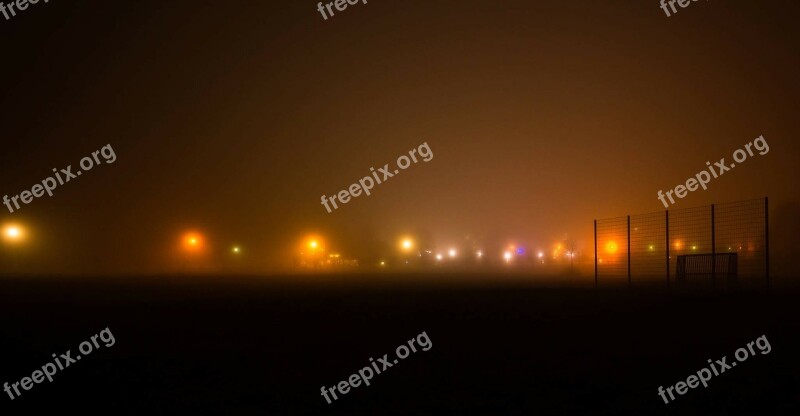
(400, 238), (567, 264)
(429, 249), (561, 263)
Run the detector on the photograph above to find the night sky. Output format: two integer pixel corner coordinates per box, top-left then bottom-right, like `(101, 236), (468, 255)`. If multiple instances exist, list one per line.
(1, 0), (798, 276)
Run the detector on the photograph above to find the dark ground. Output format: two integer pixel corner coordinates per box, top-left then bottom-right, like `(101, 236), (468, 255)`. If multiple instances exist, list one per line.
(0, 274), (797, 415)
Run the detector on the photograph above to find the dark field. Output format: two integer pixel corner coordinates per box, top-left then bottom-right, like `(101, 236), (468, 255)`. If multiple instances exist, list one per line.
(0, 274), (797, 415)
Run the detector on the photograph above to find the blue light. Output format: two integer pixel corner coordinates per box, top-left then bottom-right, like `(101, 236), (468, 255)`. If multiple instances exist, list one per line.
(516, 247), (525, 255)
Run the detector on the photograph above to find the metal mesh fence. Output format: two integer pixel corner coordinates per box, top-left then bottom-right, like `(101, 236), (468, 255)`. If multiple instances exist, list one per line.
(595, 216), (628, 287)
(594, 198), (768, 289)
(668, 205), (713, 285)
(630, 212), (667, 283)
(715, 199), (767, 288)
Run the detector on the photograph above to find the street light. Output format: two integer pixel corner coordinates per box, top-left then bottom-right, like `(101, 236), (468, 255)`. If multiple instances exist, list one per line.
(181, 232), (205, 253)
(605, 241), (618, 254)
(2, 223), (27, 246)
(399, 237), (415, 253)
(301, 235), (325, 254)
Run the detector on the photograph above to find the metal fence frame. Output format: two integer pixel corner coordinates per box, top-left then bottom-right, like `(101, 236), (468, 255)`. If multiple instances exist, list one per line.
(594, 197), (769, 289)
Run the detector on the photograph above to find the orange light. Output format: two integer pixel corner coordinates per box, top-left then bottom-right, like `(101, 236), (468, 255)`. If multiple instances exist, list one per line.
(605, 241), (618, 254)
(301, 235), (325, 255)
(182, 232), (205, 252)
(399, 237), (415, 252)
(2, 223), (26, 244)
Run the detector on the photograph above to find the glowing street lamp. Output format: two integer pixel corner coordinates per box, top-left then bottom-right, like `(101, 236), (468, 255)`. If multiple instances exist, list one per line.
(448, 248), (457, 258)
(2, 223), (26, 245)
(605, 241), (618, 254)
(181, 232), (205, 253)
(435, 254), (443, 261)
(503, 251), (513, 262)
(4, 226), (21, 240)
(300, 235), (325, 254)
(232, 246), (241, 254)
(399, 237), (415, 253)
(476, 250), (483, 258)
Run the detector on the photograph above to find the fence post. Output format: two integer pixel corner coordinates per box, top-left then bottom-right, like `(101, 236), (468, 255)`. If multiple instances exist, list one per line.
(765, 197), (769, 289)
(594, 219), (598, 290)
(665, 210), (670, 287)
(627, 215), (631, 287)
(711, 204), (716, 289)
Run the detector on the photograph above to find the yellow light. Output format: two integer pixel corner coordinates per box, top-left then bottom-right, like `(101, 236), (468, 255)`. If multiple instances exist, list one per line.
(605, 241), (618, 254)
(648, 245), (654, 251)
(503, 251), (513, 261)
(448, 248), (457, 258)
(309, 240), (318, 249)
(691, 245), (697, 251)
(232, 246), (241, 253)
(399, 237), (415, 252)
(435, 254), (443, 261)
(7, 227), (20, 239)
(2, 223), (26, 244)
